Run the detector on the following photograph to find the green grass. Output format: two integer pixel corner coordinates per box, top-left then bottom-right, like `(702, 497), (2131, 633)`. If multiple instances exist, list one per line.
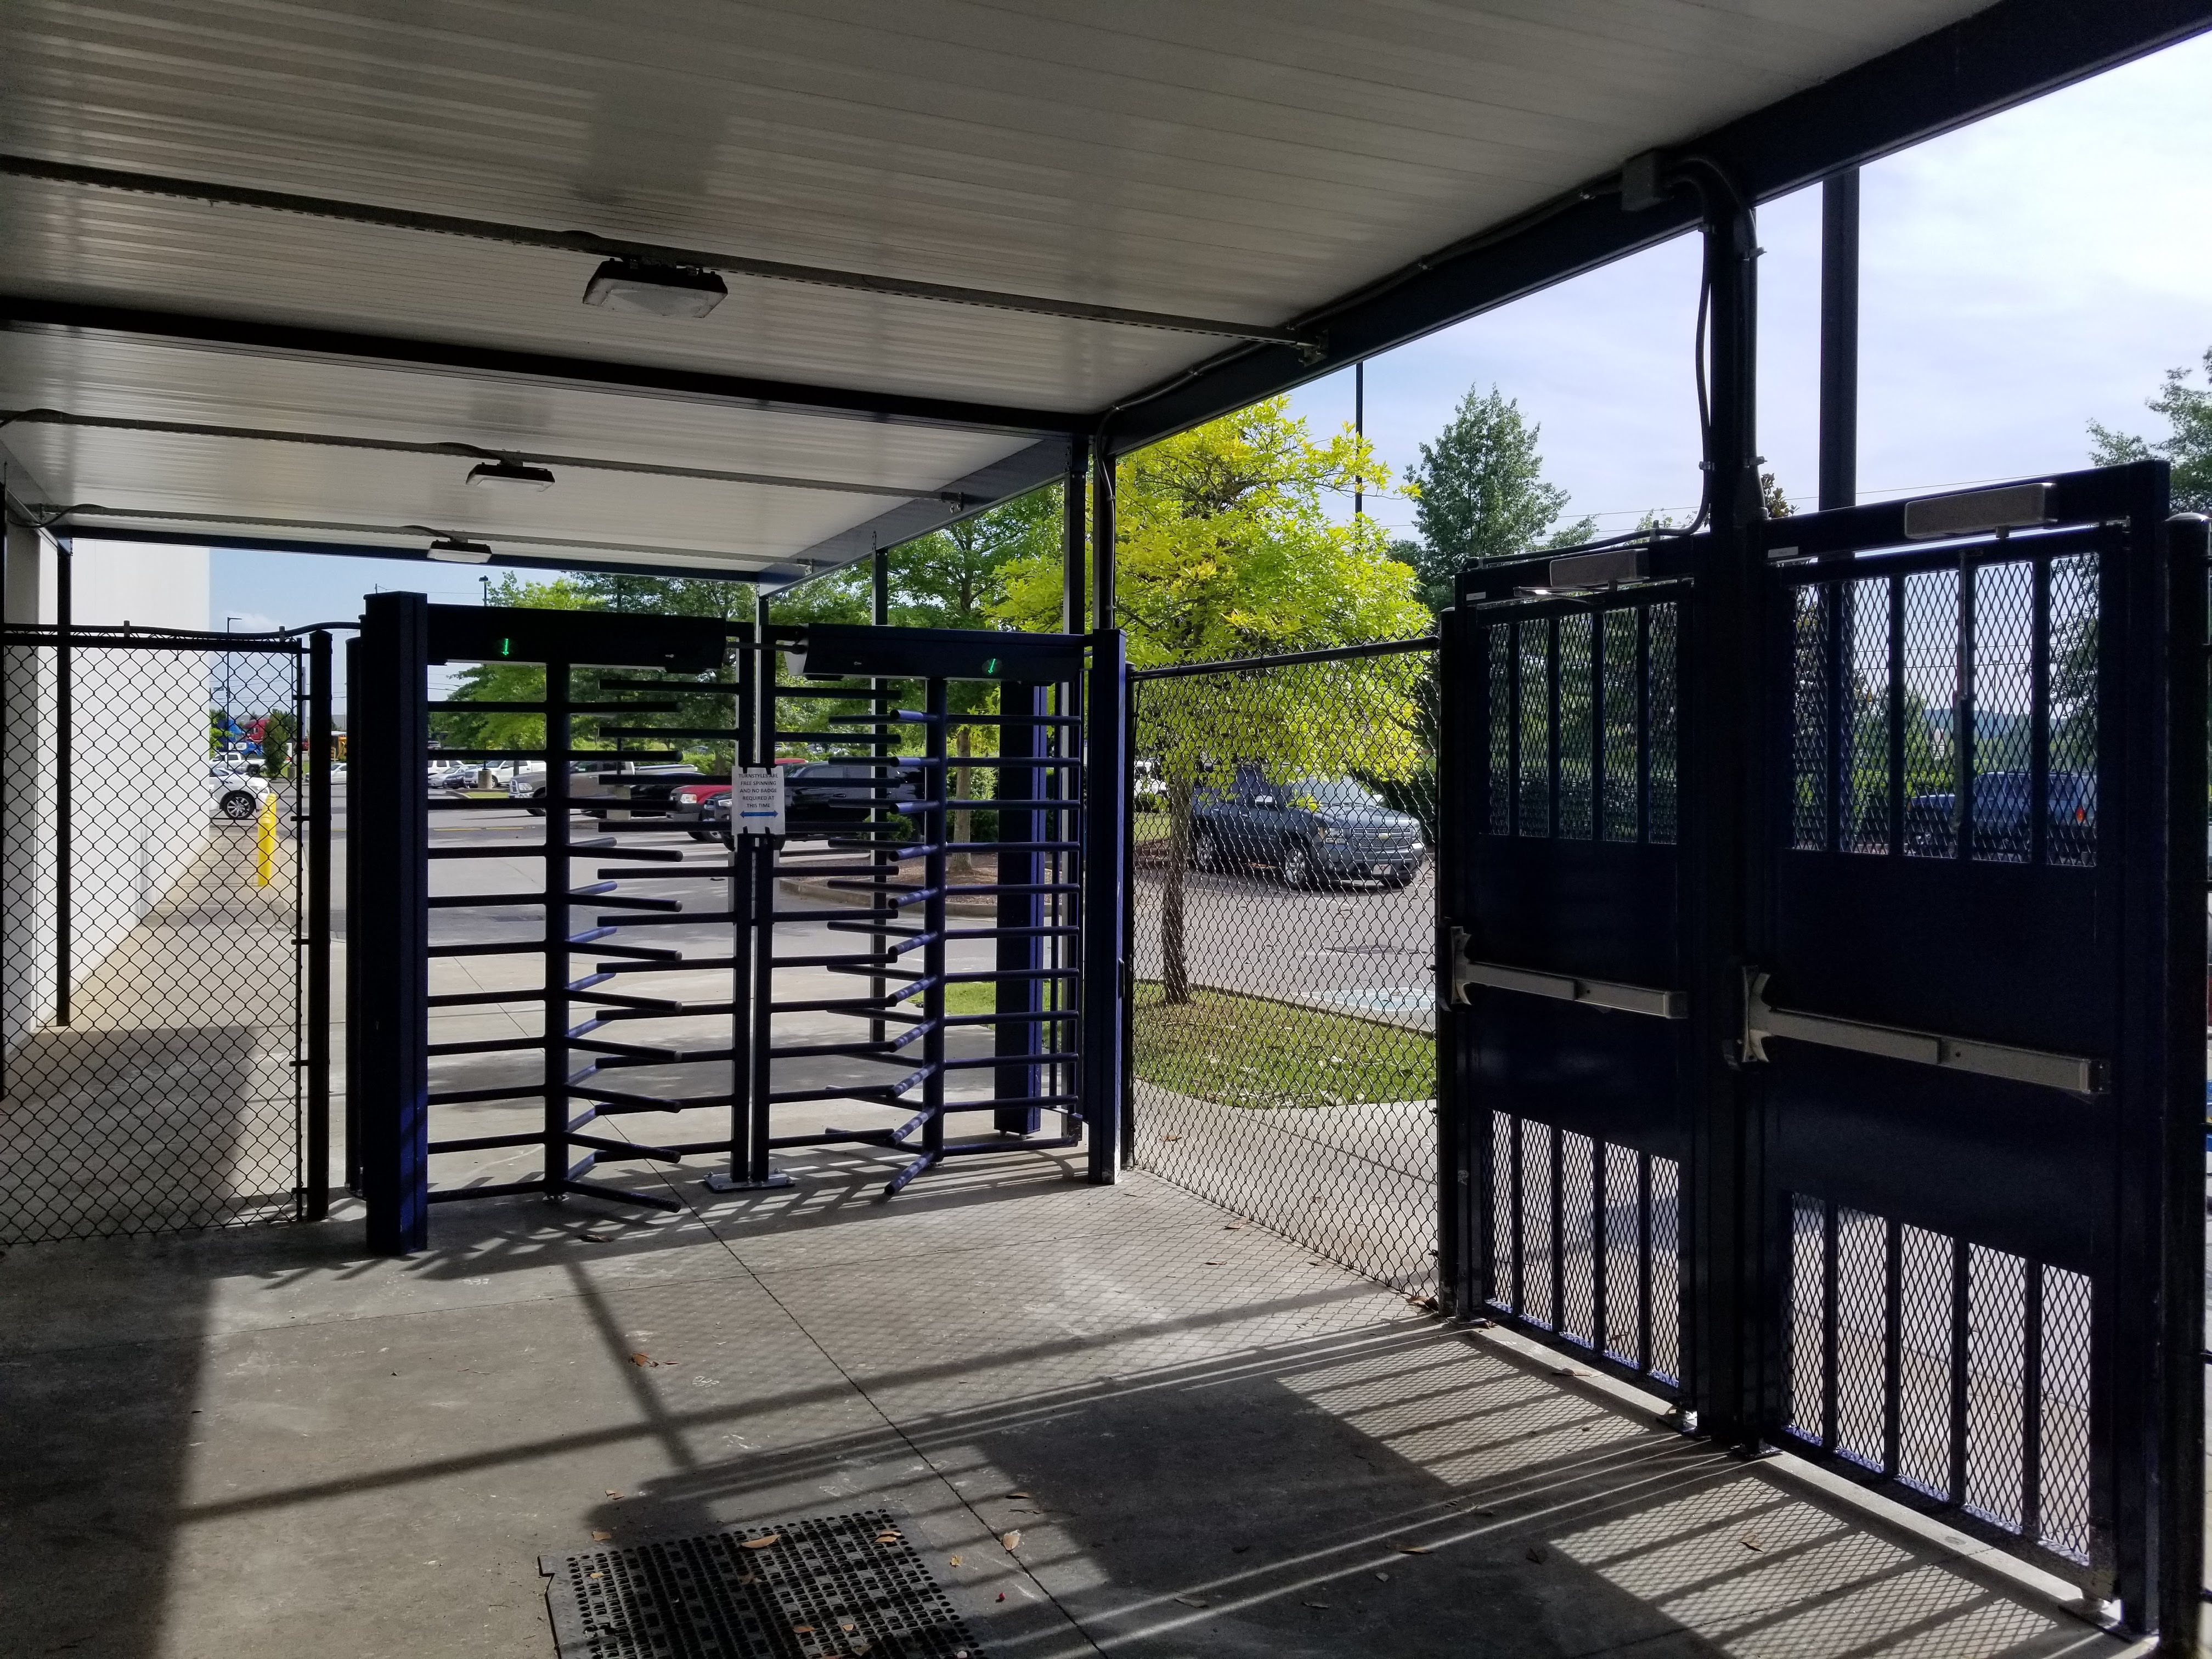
(1130, 981), (1431, 1109)
(937, 980), (1432, 1111)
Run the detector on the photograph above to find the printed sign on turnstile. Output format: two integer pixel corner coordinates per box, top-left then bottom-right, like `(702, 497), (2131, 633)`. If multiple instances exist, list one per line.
(731, 766), (786, 836)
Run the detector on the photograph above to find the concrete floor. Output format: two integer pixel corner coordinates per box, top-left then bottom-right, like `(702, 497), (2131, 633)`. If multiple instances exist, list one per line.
(0, 1137), (2141, 1659)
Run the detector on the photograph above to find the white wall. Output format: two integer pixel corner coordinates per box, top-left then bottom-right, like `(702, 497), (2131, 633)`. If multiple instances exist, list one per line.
(3, 535), (219, 1051)
(70, 540), (210, 631)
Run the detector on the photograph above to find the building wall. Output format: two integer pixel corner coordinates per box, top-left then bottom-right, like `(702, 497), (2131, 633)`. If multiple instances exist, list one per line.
(3, 534), (218, 1052)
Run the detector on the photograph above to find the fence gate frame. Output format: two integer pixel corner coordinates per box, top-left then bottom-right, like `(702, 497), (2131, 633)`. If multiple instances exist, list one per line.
(1, 619), (332, 1242)
(352, 595), (1123, 1255)
(1440, 461), (2206, 1637)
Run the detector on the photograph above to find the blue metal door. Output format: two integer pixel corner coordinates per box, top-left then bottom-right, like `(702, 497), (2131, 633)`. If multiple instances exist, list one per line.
(1442, 462), (2203, 1628)
(1749, 465), (2199, 1615)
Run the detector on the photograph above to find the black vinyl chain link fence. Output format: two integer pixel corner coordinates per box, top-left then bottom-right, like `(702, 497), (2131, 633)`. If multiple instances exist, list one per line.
(1127, 641), (1439, 1295)
(2, 635), (306, 1242)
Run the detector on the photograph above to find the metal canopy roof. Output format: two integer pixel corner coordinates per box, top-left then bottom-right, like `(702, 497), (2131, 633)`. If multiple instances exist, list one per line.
(2, 0), (2206, 582)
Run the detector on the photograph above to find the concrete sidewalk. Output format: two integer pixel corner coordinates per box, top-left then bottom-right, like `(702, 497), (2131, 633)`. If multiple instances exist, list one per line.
(0, 1138), (2137, 1659)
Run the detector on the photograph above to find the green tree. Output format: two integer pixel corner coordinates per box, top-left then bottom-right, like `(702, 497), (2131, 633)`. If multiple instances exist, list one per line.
(2089, 346), (2212, 512)
(1403, 386), (1595, 608)
(889, 488), (1062, 844)
(997, 398), (1428, 1002)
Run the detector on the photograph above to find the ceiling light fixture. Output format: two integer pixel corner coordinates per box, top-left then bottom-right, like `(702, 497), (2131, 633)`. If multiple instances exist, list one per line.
(582, 258), (729, 319)
(426, 537), (494, 564)
(466, 458), (556, 492)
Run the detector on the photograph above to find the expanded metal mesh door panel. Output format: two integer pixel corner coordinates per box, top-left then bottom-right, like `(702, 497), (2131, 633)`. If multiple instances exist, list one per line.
(1487, 1109), (1683, 1391)
(1788, 550), (2099, 867)
(1487, 603), (1681, 847)
(1781, 1194), (2096, 1565)
(1128, 644), (1438, 1295)
(2, 637), (306, 1242)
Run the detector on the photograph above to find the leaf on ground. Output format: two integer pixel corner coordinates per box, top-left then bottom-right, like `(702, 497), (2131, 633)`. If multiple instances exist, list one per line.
(1740, 1535), (1763, 1551)
(605, 1490), (623, 1499)
(591, 1531), (614, 1542)
(1173, 1595), (1210, 1607)
(580, 1231), (617, 1243)
(741, 1534), (781, 1550)
(629, 1352), (657, 1367)
(999, 1531), (1022, 1551)
(1222, 1223), (1244, 1231)
(1006, 1491), (1030, 1499)
(1526, 1546), (1549, 1564)
(1161, 1134), (1182, 1142)
(1303, 1601), (1331, 1610)
(948, 1555), (963, 1568)
(1389, 1543), (1430, 1555)
(1204, 1260), (1225, 1266)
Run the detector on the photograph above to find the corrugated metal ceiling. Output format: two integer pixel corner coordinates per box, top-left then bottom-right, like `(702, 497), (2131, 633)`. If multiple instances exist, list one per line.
(0, 0), (1997, 575)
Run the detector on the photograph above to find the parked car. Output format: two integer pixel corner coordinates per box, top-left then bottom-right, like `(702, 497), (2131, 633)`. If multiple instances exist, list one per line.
(507, 759), (698, 816)
(210, 769), (277, 822)
(1191, 769), (1426, 889)
(1904, 769), (2095, 859)
(699, 762), (923, 845)
(669, 781), (733, 840)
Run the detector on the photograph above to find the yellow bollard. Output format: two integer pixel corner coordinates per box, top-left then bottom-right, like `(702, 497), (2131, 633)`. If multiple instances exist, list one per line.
(255, 790), (277, 887)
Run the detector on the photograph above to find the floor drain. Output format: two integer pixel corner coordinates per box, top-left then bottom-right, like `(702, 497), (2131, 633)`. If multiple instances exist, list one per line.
(540, 1510), (981, 1658)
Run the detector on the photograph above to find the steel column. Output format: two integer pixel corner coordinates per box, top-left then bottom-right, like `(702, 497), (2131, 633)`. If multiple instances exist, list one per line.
(2156, 511), (2208, 1652)
(1818, 171), (1860, 514)
(1683, 172), (1763, 1446)
(53, 540), (70, 1026)
(358, 591), (430, 1256)
(1081, 627), (1127, 1182)
(304, 629), (332, 1220)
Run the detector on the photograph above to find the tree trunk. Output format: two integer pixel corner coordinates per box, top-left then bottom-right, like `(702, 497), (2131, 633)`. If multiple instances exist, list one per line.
(1162, 777), (1193, 1005)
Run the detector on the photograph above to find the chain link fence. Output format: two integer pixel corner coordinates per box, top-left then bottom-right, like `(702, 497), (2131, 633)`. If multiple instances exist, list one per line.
(1127, 640), (1440, 1294)
(2, 633), (308, 1242)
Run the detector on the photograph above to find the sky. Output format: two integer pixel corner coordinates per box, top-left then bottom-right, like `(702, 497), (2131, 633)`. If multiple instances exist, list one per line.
(193, 27), (2212, 629)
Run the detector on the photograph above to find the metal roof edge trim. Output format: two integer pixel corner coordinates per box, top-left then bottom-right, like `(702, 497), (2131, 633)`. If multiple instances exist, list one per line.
(777, 437), (1073, 586)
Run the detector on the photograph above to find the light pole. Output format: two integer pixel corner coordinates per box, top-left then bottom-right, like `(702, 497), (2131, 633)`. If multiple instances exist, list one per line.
(1353, 360), (1364, 517)
(222, 615), (240, 755)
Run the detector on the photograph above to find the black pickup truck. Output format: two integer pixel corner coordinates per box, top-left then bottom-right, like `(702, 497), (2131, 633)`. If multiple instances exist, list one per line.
(1190, 769), (1427, 889)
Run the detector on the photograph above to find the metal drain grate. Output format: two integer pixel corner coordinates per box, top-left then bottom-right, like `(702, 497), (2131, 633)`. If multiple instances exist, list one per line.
(540, 1510), (983, 1659)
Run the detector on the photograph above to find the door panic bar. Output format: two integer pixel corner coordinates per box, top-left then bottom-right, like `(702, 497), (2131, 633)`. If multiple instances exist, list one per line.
(1449, 933), (1685, 1019)
(1742, 970), (2103, 1096)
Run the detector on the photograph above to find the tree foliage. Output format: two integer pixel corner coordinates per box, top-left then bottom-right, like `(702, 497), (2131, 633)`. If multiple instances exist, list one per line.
(999, 398), (1428, 1002)
(2089, 346), (2212, 513)
(1402, 385), (1595, 607)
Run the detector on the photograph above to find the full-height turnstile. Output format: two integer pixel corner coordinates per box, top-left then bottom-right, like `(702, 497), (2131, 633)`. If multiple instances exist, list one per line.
(352, 597), (1122, 1256)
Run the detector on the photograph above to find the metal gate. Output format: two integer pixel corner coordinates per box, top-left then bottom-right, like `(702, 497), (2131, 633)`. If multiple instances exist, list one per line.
(352, 596), (1119, 1255)
(1442, 461), (2204, 1627)
(2, 624), (331, 1242)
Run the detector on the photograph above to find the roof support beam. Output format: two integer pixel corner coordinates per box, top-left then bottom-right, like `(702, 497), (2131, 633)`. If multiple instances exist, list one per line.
(0, 297), (1085, 436)
(1100, 0), (2212, 457)
(47, 523), (793, 584)
(0, 408), (966, 503)
(0, 154), (1322, 352)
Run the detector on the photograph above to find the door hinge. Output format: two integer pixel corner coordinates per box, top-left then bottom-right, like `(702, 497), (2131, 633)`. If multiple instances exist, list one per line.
(1741, 969), (2103, 1095)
